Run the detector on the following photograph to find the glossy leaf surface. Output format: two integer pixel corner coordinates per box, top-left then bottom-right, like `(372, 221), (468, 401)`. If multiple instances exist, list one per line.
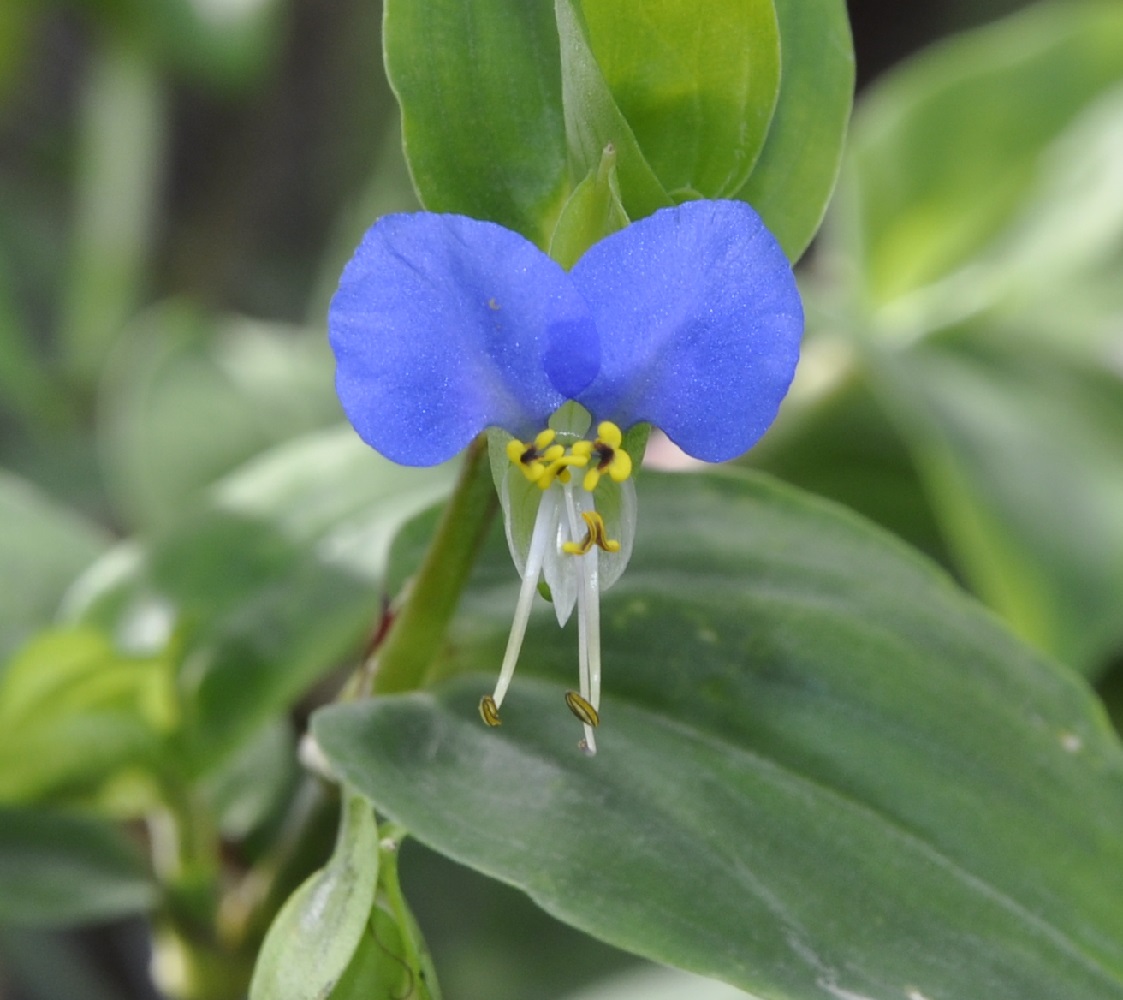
(384, 0), (568, 246)
(577, 0), (780, 200)
(735, 0), (853, 260)
(316, 471), (1123, 1000)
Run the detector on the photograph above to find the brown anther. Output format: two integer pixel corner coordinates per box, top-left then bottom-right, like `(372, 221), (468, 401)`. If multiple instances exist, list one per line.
(479, 695), (502, 727)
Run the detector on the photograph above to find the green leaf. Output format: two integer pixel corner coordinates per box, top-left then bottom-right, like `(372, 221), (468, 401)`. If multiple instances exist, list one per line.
(735, 0), (854, 261)
(199, 718), (297, 842)
(0, 805), (155, 925)
(250, 792), (379, 1000)
(316, 471), (1123, 1000)
(561, 965), (758, 1000)
(0, 627), (173, 811)
(99, 303), (339, 532)
(61, 40), (163, 385)
(554, 0), (672, 221)
(745, 354), (946, 564)
(68, 427), (454, 774)
(576, 0), (780, 200)
(384, 0), (568, 246)
(872, 334), (1123, 677)
(0, 473), (110, 660)
(831, 0), (1123, 305)
(548, 145), (629, 269)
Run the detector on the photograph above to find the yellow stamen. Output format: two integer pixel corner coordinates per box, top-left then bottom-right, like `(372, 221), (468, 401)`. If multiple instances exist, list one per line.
(581, 421), (633, 491)
(562, 510), (621, 555)
(596, 421), (622, 449)
(509, 430), (567, 484)
(535, 449), (589, 490)
(508, 421), (630, 492)
(565, 690), (600, 727)
(479, 695), (502, 727)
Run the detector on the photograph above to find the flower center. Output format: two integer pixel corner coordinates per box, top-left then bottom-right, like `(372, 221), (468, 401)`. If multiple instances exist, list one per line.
(506, 421), (633, 493)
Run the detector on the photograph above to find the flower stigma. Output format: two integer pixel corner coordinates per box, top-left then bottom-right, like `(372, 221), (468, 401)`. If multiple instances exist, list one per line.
(483, 418), (635, 755)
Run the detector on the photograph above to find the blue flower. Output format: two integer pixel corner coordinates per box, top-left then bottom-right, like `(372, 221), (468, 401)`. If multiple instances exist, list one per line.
(330, 200), (802, 752)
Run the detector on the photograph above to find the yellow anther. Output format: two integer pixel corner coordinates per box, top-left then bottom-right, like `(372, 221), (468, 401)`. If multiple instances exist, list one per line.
(580, 421), (633, 492)
(508, 424), (629, 492)
(479, 695), (502, 727)
(565, 690), (600, 728)
(509, 430), (566, 484)
(535, 448), (589, 490)
(607, 447), (632, 482)
(562, 510), (621, 555)
(596, 421), (623, 448)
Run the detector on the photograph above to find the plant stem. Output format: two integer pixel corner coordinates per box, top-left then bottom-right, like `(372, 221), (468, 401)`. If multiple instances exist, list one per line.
(370, 435), (498, 695)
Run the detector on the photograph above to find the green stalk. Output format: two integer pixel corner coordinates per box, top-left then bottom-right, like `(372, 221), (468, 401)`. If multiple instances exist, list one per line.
(371, 435), (498, 695)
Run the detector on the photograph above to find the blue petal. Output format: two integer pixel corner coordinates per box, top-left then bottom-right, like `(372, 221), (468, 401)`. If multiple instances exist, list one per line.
(329, 213), (598, 465)
(570, 200), (803, 462)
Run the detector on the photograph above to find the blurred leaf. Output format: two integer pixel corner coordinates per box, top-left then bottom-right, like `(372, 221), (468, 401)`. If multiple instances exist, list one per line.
(61, 40), (164, 385)
(798, 10), (1123, 676)
(99, 303), (339, 532)
(249, 792), (379, 1000)
(0, 247), (56, 426)
(0, 926), (136, 1000)
(0, 806), (155, 925)
(82, 0), (283, 91)
(746, 347), (946, 563)
(0, 472), (110, 660)
(0, 627), (173, 811)
(735, 0), (854, 261)
(831, 0), (1123, 305)
(0, 0), (33, 98)
(873, 333), (1123, 677)
(199, 718), (297, 842)
(576, 0), (780, 200)
(69, 427), (453, 774)
(384, 0), (568, 246)
(317, 470), (1123, 1000)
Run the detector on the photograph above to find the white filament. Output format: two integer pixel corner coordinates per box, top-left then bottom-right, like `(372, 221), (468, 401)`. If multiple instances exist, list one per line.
(491, 491), (559, 709)
(563, 485), (601, 755)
